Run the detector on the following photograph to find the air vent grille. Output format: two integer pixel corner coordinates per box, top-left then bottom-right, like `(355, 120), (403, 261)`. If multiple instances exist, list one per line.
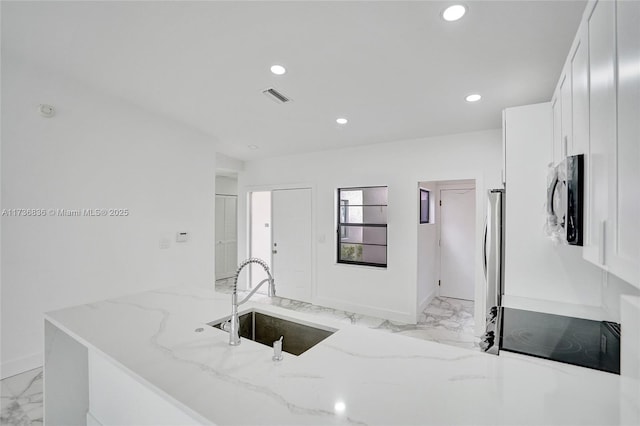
(262, 87), (291, 104)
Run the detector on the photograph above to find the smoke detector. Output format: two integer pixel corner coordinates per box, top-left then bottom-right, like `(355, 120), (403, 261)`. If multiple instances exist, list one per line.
(38, 104), (55, 118)
(262, 87), (292, 104)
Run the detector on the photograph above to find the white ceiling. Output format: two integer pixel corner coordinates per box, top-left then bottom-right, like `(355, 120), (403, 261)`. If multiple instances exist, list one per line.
(2, 1), (586, 161)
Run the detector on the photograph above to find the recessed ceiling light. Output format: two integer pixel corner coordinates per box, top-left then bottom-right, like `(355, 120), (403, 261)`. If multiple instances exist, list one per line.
(336, 118), (348, 125)
(248, 144), (259, 150)
(334, 401), (346, 413)
(465, 94), (482, 102)
(442, 5), (466, 21)
(270, 65), (286, 75)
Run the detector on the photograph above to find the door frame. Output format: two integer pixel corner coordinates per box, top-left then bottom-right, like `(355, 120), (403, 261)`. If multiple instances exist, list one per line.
(245, 183), (316, 300)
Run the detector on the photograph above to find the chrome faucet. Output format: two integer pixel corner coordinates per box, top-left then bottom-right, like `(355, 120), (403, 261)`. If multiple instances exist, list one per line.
(228, 258), (275, 346)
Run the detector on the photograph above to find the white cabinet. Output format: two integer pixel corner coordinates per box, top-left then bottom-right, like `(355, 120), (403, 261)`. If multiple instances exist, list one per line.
(570, 25), (590, 157)
(608, 0), (640, 285)
(551, 94), (563, 165)
(582, 0), (639, 287)
(584, 0), (616, 267)
(550, 0), (639, 288)
(550, 58), (576, 163)
(560, 71), (572, 158)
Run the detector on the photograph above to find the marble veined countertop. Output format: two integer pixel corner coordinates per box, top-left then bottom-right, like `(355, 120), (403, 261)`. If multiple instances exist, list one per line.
(45, 285), (639, 425)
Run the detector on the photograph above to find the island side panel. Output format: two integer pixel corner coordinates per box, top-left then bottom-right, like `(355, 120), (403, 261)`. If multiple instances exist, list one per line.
(44, 319), (89, 425)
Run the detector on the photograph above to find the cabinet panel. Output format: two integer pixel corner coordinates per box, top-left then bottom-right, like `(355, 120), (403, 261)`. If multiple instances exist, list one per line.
(611, 0), (640, 285)
(560, 72), (572, 157)
(552, 95), (563, 165)
(584, 0), (616, 266)
(571, 35), (589, 156)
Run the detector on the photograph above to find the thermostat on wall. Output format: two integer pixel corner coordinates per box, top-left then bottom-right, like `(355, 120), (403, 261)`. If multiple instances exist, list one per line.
(176, 232), (189, 243)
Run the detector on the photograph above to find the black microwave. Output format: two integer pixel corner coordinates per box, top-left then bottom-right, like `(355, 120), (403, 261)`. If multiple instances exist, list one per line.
(547, 154), (584, 245)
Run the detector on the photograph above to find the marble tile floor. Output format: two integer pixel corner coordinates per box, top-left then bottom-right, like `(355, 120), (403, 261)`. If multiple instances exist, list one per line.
(0, 282), (478, 425)
(216, 277), (480, 351)
(0, 368), (42, 426)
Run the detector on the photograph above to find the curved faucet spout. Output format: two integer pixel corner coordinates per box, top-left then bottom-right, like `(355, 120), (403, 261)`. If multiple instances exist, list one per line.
(228, 258), (275, 346)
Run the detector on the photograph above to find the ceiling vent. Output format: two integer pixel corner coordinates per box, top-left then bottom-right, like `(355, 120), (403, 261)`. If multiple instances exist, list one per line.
(262, 87), (291, 104)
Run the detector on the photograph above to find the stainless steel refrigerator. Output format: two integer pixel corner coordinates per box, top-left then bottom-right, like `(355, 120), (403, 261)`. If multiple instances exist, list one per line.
(480, 188), (504, 354)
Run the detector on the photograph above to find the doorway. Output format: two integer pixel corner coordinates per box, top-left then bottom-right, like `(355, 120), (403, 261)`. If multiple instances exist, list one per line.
(417, 179), (476, 308)
(249, 188), (313, 303)
(215, 194), (238, 280)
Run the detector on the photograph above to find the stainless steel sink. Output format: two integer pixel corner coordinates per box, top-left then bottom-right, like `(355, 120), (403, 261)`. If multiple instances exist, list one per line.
(209, 311), (335, 356)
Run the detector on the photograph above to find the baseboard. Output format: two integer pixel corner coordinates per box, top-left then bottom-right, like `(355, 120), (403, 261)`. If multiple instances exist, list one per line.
(1, 352), (43, 379)
(418, 287), (438, 313)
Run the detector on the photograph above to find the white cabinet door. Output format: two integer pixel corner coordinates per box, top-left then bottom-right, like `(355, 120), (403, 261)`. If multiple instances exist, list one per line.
(571, 27), (589, 157)
(584, 0), (616, 267)
(609, 0), (640, 286)
(552, 95), (563, 165)
(560, 72), (572, 158)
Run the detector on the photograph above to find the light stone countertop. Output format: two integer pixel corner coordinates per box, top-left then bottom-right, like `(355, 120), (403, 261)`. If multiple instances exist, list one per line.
(45, 285), (639, 425)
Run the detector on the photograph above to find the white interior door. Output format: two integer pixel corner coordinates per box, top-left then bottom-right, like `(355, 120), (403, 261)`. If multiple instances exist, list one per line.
(215, 195), (237, 280)
(439, 188), (476, 300)
(271, 188), (312, 303)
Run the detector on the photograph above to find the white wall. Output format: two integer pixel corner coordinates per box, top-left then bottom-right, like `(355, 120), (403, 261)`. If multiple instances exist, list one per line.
(216, 153), (244, 175)
(504, 102), (603, 308)
(1, 54), (216, 377)
(215, 176), (238, 196)
(238, 130), (502, 324)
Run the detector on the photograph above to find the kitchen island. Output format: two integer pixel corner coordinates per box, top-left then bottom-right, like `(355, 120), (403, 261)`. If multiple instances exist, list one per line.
(44, 285), (639, 425)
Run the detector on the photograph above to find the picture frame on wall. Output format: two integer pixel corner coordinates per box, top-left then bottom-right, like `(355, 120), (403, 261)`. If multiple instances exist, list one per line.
(420, 189), (430, 224)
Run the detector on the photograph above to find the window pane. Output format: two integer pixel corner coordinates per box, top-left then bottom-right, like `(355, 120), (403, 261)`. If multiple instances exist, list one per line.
(339, 243), (363, 262)
(362, 186), (387, 205)
(339, 243), (387, 265)
(420, 189), (430, 223)
(341, 206), (387, 224)
(362, 244), (387, 264)
(339, 225), (386, 245)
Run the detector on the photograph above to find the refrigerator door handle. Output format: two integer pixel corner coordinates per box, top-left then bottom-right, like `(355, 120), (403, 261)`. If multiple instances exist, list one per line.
(482, 219), (488, 280)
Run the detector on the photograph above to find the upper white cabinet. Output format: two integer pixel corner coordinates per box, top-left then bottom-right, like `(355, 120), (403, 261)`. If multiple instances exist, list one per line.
(584, 0), (616, 267)
(551, 93), (563, 164)
(551, 0), (639, 288)
(560, 71), (572, 158)
(609, 0), (640, 285)
(570, 25), (590, 158)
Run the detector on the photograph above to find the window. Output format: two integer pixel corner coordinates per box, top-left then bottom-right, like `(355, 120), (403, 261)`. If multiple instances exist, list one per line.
(420, 189), (430, 223)
(337, 186), (388, 267)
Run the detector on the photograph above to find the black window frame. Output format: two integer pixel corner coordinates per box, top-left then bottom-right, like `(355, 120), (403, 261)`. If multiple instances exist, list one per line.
(337, 186), (388, 268)
(420, 188), (430, 224)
